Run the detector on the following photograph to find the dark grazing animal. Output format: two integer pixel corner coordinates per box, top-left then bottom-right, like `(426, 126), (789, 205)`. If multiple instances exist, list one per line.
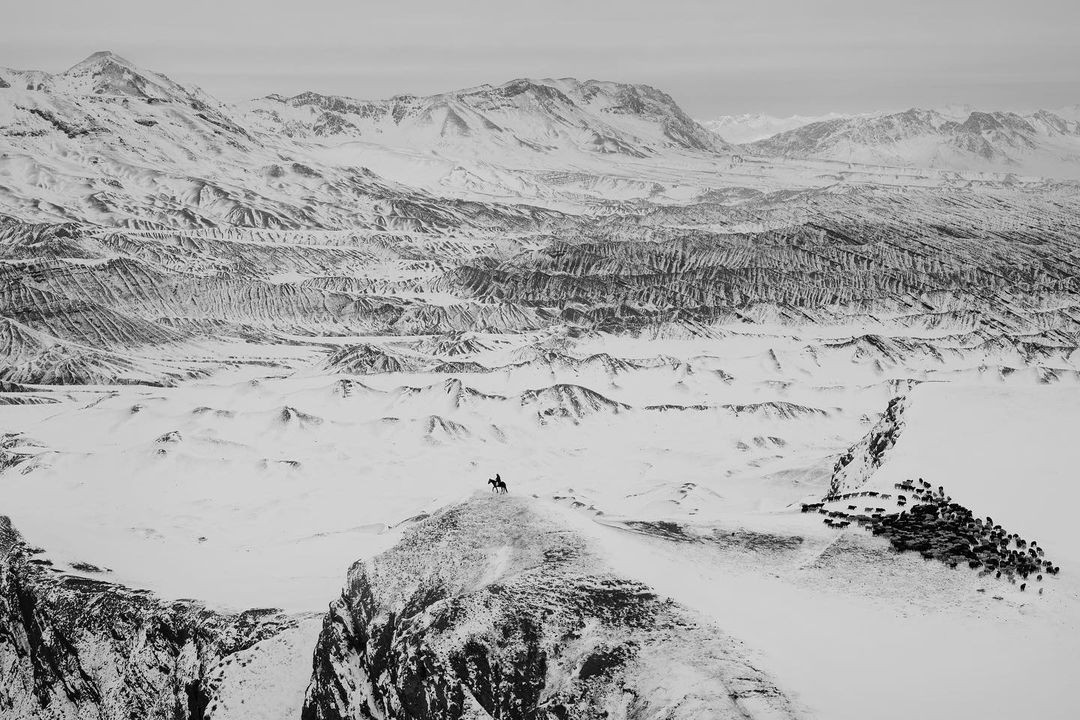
(488, 476), (508, 494)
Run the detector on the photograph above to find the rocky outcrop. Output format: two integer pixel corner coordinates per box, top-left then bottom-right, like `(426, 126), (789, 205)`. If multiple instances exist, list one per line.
(0, 516), (307, 719)
(827, 391), (910, 497)
(302, 497), (797, 720)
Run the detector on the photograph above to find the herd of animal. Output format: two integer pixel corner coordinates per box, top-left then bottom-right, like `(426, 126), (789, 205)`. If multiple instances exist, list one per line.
(803, 478), (1060, 588)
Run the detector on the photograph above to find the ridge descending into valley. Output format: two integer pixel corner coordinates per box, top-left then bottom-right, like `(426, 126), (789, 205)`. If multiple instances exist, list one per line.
(302, 498), (798, 720)
(1, 52), (1079, 720)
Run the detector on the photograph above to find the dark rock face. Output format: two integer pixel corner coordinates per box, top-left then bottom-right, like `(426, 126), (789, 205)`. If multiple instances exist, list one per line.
(828, 391), (910, 496)
(0, 516), (299, 719)
(302, 497), (797, 720)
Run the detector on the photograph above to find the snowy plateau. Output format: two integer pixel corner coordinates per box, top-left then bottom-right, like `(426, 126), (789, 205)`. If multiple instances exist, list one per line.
(1, 51), (1079, 720)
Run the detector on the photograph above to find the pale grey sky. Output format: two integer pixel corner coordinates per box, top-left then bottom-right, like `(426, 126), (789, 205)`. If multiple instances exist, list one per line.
(3, 0), (1078, 116)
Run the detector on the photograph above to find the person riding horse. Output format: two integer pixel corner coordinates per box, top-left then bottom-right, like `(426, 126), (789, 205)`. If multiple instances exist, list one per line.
(488, 473), (507, 493)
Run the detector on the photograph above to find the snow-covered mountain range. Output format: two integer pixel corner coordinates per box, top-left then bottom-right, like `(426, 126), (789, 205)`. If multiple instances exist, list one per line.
(0, 52), (740, 228)
(731, 107), (1080, 176)
(2, 51), (1079, 720)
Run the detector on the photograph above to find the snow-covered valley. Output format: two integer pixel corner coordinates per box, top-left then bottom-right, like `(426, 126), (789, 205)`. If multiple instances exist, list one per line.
(1, 51), (1079, 720)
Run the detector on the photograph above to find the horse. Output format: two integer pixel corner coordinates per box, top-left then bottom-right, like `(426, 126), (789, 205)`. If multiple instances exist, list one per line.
(488, 477), (507, 494)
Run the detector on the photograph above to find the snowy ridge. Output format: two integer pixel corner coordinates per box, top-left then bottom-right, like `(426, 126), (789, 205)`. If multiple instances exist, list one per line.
(303, 497), (798, 720)
(241, 77), (730, 159)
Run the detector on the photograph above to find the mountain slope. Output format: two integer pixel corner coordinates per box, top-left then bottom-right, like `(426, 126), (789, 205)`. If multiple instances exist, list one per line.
(239, 77), (730, 160)
(0, 53), (571, 229)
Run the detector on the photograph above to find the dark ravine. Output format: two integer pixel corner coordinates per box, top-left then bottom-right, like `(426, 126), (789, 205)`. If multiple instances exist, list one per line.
(0, 515), (302, 720)
(302, 497), (798, 720)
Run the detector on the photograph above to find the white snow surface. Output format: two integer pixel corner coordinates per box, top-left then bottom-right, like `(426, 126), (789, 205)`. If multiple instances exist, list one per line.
(2, 331), (1079, 719)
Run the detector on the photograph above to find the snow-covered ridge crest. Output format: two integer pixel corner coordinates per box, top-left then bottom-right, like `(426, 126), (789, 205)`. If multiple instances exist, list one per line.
(303, 496), (799, 720)
(239, 75), (730, 157)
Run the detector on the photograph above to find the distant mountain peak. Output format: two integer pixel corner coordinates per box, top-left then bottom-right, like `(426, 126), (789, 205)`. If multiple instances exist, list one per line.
(51, 50), (206, 104)
(66, 50), (135, 71)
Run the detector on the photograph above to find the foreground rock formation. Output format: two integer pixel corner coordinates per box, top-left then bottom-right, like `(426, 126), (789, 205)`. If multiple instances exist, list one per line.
(302, 497), (797, 720)
(0, 516), (312, 720)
